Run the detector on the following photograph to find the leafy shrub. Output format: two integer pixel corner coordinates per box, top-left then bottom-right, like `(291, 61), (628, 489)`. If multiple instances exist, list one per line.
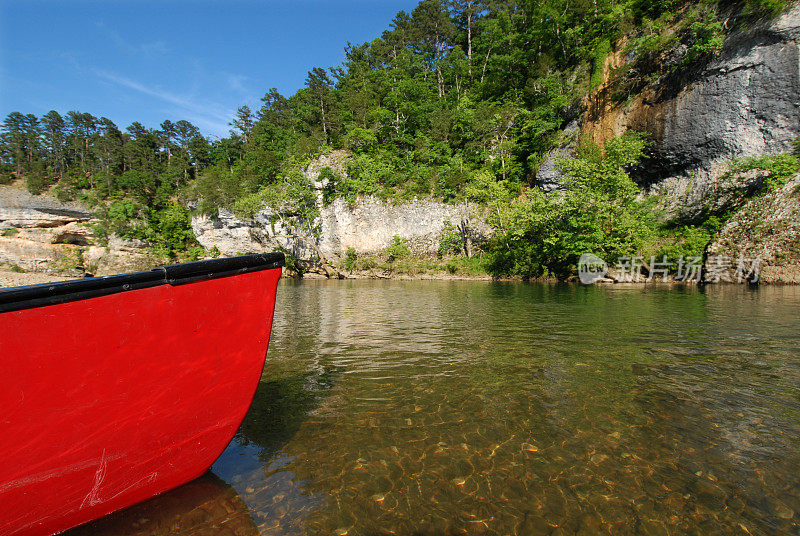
(276, 247), (304, 277)
(53, 247), (85, 273)
(385, 236), (411, 262)
(343, 128), (378, 154)
(738, 0), (788, 22)
(484, 133), (656, 280)
(26, 171), (52, 195)
(318, 166), (341, 206)
(189, 164), (255, 213)
(344, 247), (358, 270)
(93, 199), (148, 243)
(721, 153), (799, 197)
(341, 154), (388, 205)
(683, 19), (724, 66)
(590, 39), (613, 91)
(148, 203), (198, 258)
(656, 222), (718, 261)
(629, 0), (683, 21)
(5, 263), (25, 273)
(439, 222), (463, 257)
(232, 191), (264, 219)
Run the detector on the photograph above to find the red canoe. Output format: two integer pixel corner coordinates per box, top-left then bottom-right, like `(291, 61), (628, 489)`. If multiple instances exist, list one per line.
(0, 253), (284, 536)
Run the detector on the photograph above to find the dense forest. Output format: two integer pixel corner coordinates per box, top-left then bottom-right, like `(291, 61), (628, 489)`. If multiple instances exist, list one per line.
(1, 0), (796, 277)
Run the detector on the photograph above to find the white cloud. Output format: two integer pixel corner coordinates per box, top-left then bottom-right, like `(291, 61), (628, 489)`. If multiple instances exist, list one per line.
(95, 22), (169, 58)
(94, 69), (233, 136)
(226, 74), (249, 94)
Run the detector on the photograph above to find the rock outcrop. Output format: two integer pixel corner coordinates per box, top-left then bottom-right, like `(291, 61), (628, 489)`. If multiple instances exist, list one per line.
(535, 120), (579, 191)
(192, 150), (492, 263)
(0, 184), (153, 276)
(709, 174), (800, 283)
(0, 185), (94, 274)
(582, 5), (800, 215)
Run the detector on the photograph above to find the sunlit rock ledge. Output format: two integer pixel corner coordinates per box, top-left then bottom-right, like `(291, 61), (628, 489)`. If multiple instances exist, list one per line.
(0, 184), (152, 277)
(191, 196), (492, 261)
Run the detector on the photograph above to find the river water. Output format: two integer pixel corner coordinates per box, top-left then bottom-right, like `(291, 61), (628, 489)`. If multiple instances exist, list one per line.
(71, 280), (800, 535)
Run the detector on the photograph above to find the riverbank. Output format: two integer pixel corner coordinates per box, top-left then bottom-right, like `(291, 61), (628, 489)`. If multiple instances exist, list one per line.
(2, 255), (797, 287)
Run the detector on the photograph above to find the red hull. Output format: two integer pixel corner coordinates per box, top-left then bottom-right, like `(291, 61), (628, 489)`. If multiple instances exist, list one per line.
(0, 258), (282, 536)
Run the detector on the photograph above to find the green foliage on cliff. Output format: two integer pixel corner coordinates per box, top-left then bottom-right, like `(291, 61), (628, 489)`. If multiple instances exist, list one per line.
(148, 203), (201, 259)
(729, 153), (800, 193)
(660, 151), (800, 263)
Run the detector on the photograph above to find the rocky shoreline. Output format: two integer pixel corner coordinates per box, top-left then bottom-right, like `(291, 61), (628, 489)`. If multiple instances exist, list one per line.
(6, 266), (797, 290)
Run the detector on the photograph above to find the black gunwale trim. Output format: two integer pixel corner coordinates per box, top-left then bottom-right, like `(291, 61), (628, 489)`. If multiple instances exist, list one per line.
(0, 252), (285, 314)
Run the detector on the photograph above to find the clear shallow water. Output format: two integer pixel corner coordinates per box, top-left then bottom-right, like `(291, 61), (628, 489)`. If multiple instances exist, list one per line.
(71, 281), (800, 535)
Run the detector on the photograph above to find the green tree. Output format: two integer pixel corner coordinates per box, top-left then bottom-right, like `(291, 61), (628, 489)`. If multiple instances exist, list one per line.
(483, 134), (656, 280)
(230, 105), (254, 145)
(305, 68), (336, 144)
(0, 112), (28, 177)
(41, 111), (67, 180)
(411, 0), (455, 98)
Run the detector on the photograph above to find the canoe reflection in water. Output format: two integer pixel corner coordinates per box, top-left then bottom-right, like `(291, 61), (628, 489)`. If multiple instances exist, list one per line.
(64, 473), (258, 536)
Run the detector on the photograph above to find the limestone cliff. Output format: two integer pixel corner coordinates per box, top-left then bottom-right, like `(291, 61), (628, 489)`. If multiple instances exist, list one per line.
(191, 150), (492, 265)
(192, 195), (491, 261)
(558, 4), (800, 282)
(581, 5), (800, 216)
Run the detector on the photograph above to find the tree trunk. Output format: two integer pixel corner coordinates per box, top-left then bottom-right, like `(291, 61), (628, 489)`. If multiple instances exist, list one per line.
(320, 98), (328, 142)
(460, 217), (473, 258)
(467, 8), (473, 78)
(481, 47), (492, 84)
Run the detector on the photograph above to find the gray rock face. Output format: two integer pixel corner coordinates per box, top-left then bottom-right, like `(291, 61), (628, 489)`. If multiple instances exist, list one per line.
(584, 5), (800, 215)
(645, 9), (800, 213)
(192, 196), (491, 260)
(535, 121), (579, 191)
(319, 197), (490, 256)
(0, 185), (94, 273)
(0, 185), (92, 229)
(192, 150), (492, 261)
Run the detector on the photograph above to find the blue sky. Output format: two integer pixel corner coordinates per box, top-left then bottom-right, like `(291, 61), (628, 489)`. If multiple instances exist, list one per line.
(0, 0), (419, 138)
